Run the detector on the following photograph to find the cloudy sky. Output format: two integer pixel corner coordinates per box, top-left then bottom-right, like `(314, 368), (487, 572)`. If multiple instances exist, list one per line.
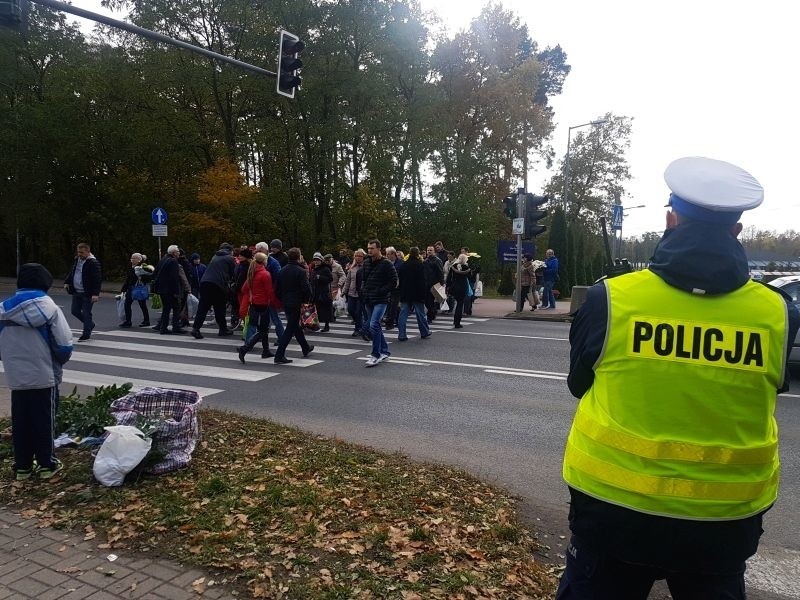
(417, 0), (799, 237)
(68, 0), (798, 238)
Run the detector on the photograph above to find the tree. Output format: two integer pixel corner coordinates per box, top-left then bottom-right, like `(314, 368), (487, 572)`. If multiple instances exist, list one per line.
(546, 113), (633, 228)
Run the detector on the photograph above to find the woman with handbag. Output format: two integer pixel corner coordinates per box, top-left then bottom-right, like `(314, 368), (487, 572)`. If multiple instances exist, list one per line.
(236, 253), (275, 364)
(120, 253), (154, 328)
(311, 252), (333, 332)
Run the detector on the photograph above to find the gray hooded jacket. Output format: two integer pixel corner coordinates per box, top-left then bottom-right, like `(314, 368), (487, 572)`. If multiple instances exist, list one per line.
(0, 291), (73, 390)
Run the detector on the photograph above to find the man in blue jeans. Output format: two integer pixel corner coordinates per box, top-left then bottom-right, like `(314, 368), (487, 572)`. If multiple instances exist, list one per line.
(542, 248), (559, 309)
(64, 242), (102, 341)
(360, 239), (398, 367)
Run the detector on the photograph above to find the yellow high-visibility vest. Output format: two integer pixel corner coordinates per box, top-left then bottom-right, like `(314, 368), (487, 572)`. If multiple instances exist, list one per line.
(563, 269), (788, 520)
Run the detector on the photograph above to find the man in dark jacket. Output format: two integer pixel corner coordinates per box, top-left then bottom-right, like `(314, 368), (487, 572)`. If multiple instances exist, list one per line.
(270, 239), (289, 267)
(360, 239), (398, 367)
(190, 243), (236, 339)
(434, 240), (449, 265)
(64, 242), (102, 341)
(273, 247), (314, 364)
(423, 246), (444, 323)
(152, 245), (186, 334)
(189, 253), (206, 298)
(396, 247), (431, 341)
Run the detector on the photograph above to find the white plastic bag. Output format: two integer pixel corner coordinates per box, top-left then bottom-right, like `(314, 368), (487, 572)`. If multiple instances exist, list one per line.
(115, 294), (126, 321)
(186, 293), (199, 319)
(93, 425), (152, 487)
(474, 280), (483, 298)
(333, 293), (347, 317)
(440, 299), (449, 312)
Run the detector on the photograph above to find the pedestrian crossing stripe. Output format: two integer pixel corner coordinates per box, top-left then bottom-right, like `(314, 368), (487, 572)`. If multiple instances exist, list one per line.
(72, 339), (323, 367)
(0, 365), (224, 398)
(68, 352), (277, 380)
(72, 330), (355, 357)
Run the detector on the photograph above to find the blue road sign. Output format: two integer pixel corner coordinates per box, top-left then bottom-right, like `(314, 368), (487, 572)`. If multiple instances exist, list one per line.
(152, 207), (168, 225)
(611, 204), (623, 231)
(497, 240), (535, 264)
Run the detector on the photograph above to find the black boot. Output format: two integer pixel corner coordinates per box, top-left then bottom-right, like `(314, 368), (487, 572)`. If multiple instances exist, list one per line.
(260, 334), (274, 358)
(237, 345), (247, 364)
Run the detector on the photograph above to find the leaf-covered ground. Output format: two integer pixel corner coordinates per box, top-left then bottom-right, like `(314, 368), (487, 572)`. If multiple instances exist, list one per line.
(0, 410), (558, 599)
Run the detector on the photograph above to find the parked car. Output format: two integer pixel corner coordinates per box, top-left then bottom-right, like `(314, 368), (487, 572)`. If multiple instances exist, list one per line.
(766, 275), (800, 366)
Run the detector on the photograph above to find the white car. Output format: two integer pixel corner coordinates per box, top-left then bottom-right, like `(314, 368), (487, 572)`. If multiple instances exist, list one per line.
(766, 275), (800, 366)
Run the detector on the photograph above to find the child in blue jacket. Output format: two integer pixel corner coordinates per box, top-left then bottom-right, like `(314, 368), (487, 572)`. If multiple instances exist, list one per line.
(0, 263), (73, 480)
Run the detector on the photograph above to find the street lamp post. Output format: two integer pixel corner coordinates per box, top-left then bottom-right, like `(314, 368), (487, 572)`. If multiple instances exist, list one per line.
(614, 204), (645, 260)
(561, 119), (608, 212)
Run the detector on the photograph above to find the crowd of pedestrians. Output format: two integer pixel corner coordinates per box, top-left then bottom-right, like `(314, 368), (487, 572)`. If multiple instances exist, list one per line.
(61, 238), (496, 368)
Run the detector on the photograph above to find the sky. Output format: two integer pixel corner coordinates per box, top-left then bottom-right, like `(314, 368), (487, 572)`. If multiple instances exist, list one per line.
(66, 0), (798, 238)
(415, 0), (799, 237)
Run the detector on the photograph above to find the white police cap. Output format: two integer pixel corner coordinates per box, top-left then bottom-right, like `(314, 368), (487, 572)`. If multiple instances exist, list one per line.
(664, 157), (763, 225)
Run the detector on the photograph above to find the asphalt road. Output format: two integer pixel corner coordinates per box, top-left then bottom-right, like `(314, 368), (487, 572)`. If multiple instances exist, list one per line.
(2, 288), (798, 599)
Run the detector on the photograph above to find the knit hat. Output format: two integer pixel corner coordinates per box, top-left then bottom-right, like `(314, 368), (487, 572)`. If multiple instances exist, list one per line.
(17, 263), (53, 292)
(270, 239), (283, 250)
(219, 242), (233, 251)
(190, 253), (200, 261)
(312, 252), (324, 261)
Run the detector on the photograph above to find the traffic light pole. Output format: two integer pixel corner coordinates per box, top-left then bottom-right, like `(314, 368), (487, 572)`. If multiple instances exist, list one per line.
(28, 0), (278, 79)
(515, 187), (525, 313)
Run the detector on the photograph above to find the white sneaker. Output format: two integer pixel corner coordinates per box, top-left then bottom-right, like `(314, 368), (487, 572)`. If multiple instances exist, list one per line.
(365, 356), (380, 368)
(378, 353), (390, 363)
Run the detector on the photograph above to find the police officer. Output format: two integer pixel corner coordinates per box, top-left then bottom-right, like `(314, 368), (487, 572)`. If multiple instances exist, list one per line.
(558, 157), (800, 599)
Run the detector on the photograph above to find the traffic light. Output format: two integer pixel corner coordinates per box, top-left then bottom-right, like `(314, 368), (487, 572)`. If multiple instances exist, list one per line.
(524, 193), (549, 239)
(277, 30), (304, 98)
(503, 194), (516, 218)
(0, 0), (24, 31)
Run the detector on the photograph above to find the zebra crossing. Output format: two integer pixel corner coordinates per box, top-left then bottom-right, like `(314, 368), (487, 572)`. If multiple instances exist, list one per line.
(15, 315), (487, 398)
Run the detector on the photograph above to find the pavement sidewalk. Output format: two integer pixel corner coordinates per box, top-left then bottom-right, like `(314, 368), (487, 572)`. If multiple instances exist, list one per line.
(0, 389), (236, 599)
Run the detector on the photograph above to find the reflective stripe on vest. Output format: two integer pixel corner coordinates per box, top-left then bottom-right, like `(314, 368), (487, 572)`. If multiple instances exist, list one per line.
(563, 269), (787, 520)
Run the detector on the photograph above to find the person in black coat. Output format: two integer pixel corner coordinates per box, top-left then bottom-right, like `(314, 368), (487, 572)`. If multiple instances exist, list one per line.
(446, 253), (471, 328)
(190, 243), (236, 339)
(423, 246), (444, 323)
(230, 248), (252, 329)
(273, 248), (314, 364)
(151, 245), (186, 334)
(64, 242), (102, 341)
(310, 252), (333, 332)
(396, 247), (432, 341)
(120, 253), (153, 328)
(270, 239), (289, 267)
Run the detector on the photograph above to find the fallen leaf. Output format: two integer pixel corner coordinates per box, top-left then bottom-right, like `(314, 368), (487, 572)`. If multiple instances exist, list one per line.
(56, 566), (82, 573)
(192, 576), (206, 594)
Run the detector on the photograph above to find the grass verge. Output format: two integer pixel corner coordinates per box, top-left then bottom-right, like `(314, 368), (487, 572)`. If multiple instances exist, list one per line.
(0, 409), (557, 599)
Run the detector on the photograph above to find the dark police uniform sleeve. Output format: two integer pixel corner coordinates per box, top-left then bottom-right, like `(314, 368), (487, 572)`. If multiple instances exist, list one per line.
(568, 282), (609, 399)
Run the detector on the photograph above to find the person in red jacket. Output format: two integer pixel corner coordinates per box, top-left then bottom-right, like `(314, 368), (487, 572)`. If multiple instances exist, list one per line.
(237, 253), (275, 363)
